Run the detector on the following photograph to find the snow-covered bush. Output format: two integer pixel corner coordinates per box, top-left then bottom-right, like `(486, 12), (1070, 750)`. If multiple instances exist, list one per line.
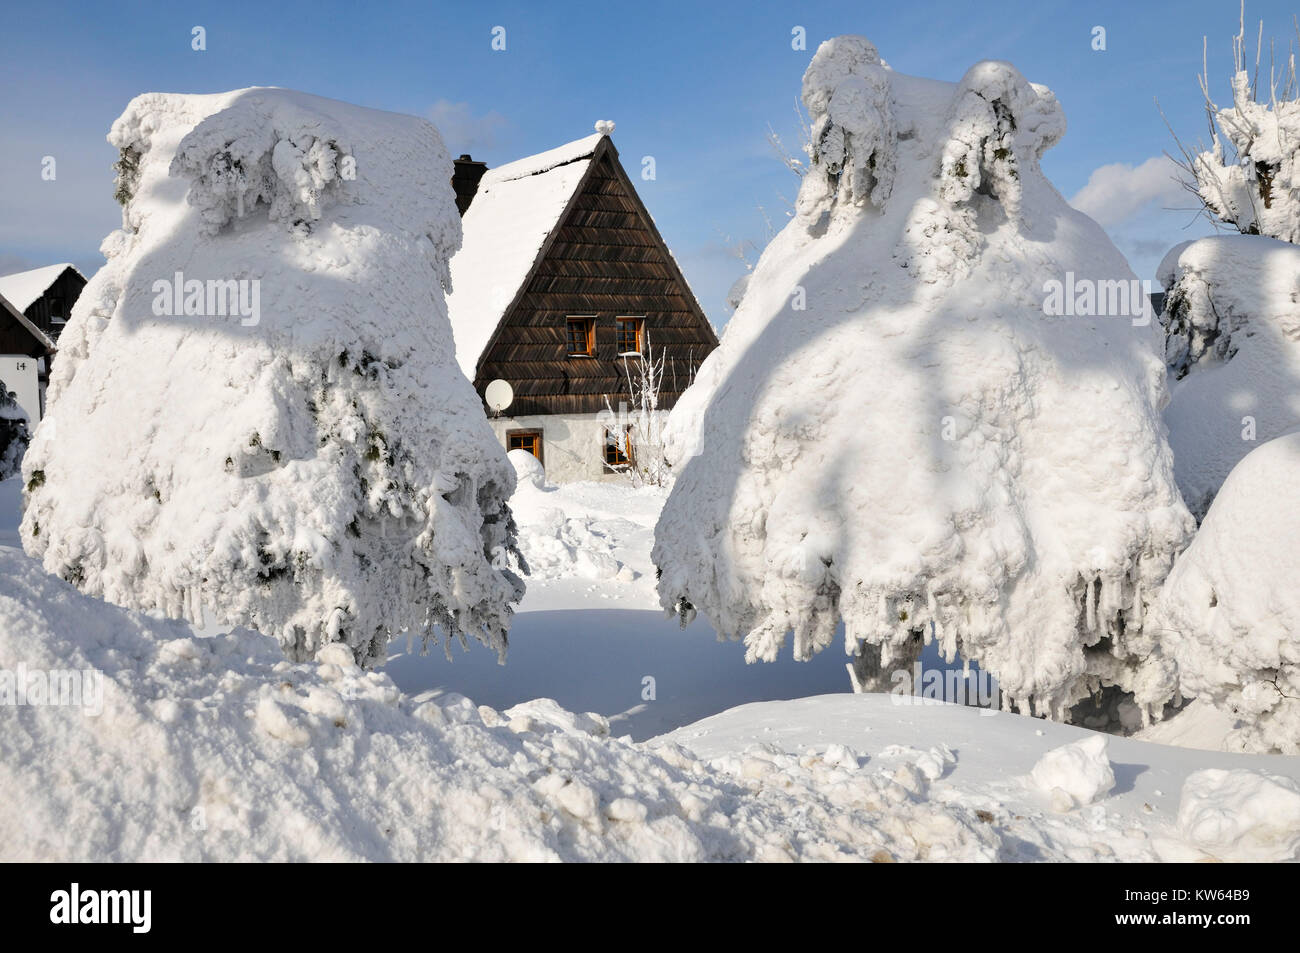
(1178, 8), (1300, 242)
(601, 343), (675, 488)
(654, 37), (1194, 720)
(20, 89), (523, 667)
(0, 380), (28, 482)
(1152, 433), (1300, 753)
(1158, 234), (1300, 517)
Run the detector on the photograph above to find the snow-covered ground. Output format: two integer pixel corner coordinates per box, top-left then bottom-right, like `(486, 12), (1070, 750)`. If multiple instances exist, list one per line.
(668, 696), (1300, 861)
(5, 473), (1300, 861)
(383, 476), (853, 740)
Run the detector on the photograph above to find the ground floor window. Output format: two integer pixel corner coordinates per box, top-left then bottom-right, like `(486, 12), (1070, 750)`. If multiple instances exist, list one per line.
(507, 429), (543, 464)
(604, 426), (632, 468)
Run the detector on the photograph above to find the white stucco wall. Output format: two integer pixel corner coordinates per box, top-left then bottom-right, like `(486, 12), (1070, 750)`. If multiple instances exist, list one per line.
(0, 355), (41, 425)
(487, 412), (622, 484)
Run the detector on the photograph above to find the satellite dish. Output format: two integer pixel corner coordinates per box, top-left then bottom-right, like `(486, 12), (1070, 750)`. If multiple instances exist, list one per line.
(484, 379), (513, 416)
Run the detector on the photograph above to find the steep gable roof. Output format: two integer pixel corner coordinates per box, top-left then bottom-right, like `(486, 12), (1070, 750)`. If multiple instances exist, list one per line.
(457, 137), (717, 416)
(446, 134), (603, 379)
(0, 290), (56, 354)
(0, 263), (83, 314)
(446, 133), (717, 415)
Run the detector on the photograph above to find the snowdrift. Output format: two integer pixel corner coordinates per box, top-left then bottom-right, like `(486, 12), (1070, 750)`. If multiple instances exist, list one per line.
(1158, 234), (1300, 517)
(20, 89), (522, 667)
(1152, 433), (1300, 753)
(505, 450), (639, 584)
(654, 37), (1194, 719)
(0, 548), (1002, 862)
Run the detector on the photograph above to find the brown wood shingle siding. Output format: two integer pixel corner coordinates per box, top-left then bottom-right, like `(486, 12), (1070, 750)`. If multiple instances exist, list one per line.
(474, 144), (717, 416)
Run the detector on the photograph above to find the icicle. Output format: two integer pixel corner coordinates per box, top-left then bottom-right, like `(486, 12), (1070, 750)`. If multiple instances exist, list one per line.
(1085, 576), (1098, 633)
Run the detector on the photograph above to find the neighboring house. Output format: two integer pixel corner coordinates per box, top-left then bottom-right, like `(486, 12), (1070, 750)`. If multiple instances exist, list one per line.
(446, 127), (718, 483)
(0, 263), (86, 349)
(0, 263), (86, 422)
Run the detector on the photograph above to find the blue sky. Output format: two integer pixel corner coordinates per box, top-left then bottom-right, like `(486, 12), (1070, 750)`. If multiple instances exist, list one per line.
(1, 0), (1294, 324)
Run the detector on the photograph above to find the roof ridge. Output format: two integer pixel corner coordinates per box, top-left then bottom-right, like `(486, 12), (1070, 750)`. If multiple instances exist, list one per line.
(0, 262), (84, 314)
(481, 132), (604, 186)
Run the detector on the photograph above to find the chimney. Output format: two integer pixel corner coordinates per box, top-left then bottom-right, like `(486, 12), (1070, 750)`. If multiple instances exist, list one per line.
(451, 154), (488, 216)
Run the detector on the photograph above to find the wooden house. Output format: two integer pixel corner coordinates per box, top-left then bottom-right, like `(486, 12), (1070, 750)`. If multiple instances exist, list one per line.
(0, 263), (87, 422)
(446, 127), (718, 482)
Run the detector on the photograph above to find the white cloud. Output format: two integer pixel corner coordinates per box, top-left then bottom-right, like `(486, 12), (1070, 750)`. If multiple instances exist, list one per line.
(427, 100), (507, 153)
(1070, 156), (1186, 227)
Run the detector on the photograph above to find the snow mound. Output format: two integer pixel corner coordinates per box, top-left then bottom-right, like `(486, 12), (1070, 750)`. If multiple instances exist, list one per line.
(877, 743), (956, 782)
(1176, 768), (1300, 862)
(20, 88), (522, 667)
(508, 448), (547, 489)
(1029, 736), (1115, 812)
(0, 547), (1001, 862)
(654, 36), (1193, 719)
(1158, 234), (1300, 517)
(1152, 433), (1300, 753)
(507, 470), (634, 583)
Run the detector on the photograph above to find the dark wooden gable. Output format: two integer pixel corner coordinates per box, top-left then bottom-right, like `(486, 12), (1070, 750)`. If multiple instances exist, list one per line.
(0, 295), (54, 361)
(473, 139), (718, 416)
(22, 266), (86, 341)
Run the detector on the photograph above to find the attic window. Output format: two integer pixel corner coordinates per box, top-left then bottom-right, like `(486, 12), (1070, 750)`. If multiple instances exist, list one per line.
(48, 297), (66, 324)
(604, 426), (632, 469)
(566, 316), (595, 357)
(616, 317), (644, 356)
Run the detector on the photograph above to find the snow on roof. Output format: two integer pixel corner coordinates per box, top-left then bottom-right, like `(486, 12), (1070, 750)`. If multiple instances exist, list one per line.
(446, 134), (604, 379)
(0, 263), (80, 314)
(481, 132), (603, 186)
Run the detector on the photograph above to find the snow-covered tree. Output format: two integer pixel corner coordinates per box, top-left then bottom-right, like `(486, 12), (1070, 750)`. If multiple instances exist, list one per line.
(0, 379), (29, 481)
(653, 37), (1195, 721)
(21, 89), (523, 667)
(1157, 233), (1300, 517)
(1176, 4), (1300, 241)
(1152, 433), (1300, 754)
